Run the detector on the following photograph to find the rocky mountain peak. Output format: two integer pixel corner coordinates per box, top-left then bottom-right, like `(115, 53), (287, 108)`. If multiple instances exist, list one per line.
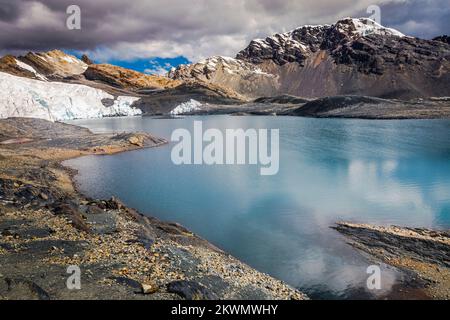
(333, 18), (405, 38)
(168, 55), (278, 99)
(171, 17), (449, 100)
(169, 56), (271, 81)
(236, 17), (406, 66)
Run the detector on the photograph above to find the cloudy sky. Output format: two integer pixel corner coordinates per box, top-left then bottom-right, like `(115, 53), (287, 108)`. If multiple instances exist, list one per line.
(0, 0), (449, 74)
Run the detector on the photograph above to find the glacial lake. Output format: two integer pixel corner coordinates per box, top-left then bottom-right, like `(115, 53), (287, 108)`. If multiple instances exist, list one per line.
(66, 116), (450, 299)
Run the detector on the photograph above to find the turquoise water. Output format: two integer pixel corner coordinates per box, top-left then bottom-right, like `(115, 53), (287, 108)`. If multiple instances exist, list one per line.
(66, 116), (450, 299)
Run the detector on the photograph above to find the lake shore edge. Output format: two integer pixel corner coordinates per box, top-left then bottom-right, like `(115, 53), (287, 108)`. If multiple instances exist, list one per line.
(1, 117), (448, 300)
(0, 117), (306, 300)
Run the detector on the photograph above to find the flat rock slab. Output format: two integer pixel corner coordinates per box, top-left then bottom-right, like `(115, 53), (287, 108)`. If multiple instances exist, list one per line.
(333, 222), (450, 299)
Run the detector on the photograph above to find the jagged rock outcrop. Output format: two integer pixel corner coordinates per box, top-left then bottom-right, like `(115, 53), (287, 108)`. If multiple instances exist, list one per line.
(84, 64), (181, 91)
(81, 54), (93, 65)
(171, 18), (450, 100)
(168, 56), (278, 99)
(237, 18), (405, 66)
(254, 95), (310, 104)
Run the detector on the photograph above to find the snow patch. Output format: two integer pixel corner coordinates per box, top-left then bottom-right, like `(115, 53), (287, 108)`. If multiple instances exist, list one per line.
(0, 72), (142, 121)
(339, 18), (405, 37)
(14, 59), (47, 81)
(170, 99), (202, 115)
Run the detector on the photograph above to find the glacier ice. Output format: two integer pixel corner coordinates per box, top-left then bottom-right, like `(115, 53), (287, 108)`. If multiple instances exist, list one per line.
(0, 71), (142, 121)
(170, 99), (202, 115)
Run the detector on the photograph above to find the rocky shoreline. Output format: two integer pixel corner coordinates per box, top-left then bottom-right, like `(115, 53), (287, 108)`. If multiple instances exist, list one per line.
(0, 117), (306, 300)
(181, 95), (450, 120)
(334, 222), (450, 299)
(1, 117), (449, 300)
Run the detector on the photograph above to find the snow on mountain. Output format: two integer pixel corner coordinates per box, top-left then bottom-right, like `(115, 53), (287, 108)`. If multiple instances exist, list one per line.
(170, 99), (202, 115)
(168, 56), (278, 98)
(32, 50), (88, 74)
(237, 18), (406, 66)
(169, 56), (274, 80)
(171, 17), (449, 100)
(20, 50), (88, 79)
(13, 59), (47, 81)
(0, 72), (142, 121)
(335, 18), (405, 38)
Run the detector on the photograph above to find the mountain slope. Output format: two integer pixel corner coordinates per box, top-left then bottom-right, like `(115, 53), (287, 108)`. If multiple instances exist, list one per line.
(0, 50), (245, 118)
(168, 56), (278, 99)
(0, 50), (90, 81)
(19, 50), (88, 79)
(83, 63), (181, 91)
(0, 55), (48, 80)
(170, 18), (450, 100)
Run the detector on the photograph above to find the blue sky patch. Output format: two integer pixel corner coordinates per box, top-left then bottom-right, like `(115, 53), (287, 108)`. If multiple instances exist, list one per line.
(66, 50), (190, 75)
(109, 56), (190, 75)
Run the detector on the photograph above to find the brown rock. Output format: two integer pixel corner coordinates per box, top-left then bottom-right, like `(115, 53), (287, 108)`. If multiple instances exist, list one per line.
(81, 54), (93, 65)
(128, 136), (144, 147)
(83, 64), (181, 91)
(141, 283), (158, 294)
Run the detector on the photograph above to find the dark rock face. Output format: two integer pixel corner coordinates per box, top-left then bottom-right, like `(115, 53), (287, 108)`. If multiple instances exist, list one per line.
(167, 280), (218, 300)
(2, 278), (51, 300)
(291, 95), (391, 116)
(254, 95), (310, 104)
(101, 98), (115, 107)
(332, 35), (449, 75)
(81, 54), (93, 65)
(238, 18), (450, 76)
(434, 35), (450, 45)
(234, 18), (450, 99)
(334, 223), (450, 268)
(237, 25), (328, 66)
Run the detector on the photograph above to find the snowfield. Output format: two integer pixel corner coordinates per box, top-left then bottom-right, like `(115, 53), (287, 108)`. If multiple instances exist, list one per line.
(339, 18), (405, 38)
(170, 99), (203, 115)
(0, 72), (142, 121)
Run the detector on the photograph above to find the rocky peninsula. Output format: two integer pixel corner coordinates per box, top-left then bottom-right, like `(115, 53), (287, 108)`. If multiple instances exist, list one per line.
(334, 222), (450, 299)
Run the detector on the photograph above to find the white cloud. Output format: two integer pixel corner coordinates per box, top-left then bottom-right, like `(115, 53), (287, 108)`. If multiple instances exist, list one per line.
(16, 1), (63, 29)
